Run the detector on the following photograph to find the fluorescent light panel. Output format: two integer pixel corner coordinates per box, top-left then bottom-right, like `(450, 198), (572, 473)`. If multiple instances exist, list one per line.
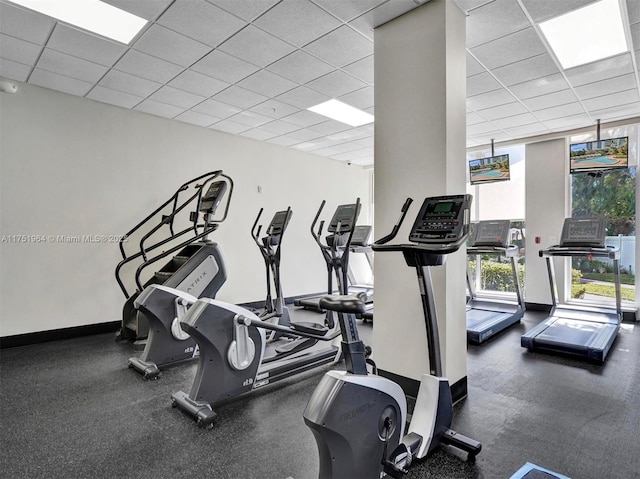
(539, 0), (628, 69)
(8, 0), (147, 44)
(308, 99), (374, 127)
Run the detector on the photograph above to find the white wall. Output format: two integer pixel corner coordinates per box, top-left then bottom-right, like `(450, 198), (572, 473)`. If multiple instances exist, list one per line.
(524, 138), (568, 304)
(0, 83), (370, 337)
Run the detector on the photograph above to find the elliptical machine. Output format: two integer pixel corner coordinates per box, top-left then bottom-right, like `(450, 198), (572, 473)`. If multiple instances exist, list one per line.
(126, 176), (232, 379)
(170, 199), (363, 428)
(303, 195), (481, 478)
(251, 207), (293, 337)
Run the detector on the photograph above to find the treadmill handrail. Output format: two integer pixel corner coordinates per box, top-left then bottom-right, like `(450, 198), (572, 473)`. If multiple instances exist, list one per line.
(539, 245), (619, 259)
(467, 244), (519, 257)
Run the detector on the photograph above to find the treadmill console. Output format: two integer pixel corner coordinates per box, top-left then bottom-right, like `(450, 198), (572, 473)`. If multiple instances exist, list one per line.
(351, 225), (372, 247)
(267, 210), (292, 236)
(328, 203), (361, 233)
(559, 217), (606, 248)
(472, 220), (510, 248)
(409, 194), (472, 244)
(199, 181), (228, 214)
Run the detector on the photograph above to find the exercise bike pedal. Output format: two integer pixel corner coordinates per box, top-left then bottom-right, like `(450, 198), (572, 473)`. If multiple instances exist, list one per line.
(441, 428), (482, 457)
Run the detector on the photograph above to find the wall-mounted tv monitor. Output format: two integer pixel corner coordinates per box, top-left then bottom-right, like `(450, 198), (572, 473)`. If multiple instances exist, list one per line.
(569, 136), (628, 174)
(468, 154), (510, 185)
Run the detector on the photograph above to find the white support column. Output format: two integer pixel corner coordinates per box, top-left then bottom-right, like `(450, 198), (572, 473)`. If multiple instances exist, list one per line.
(373, 0), (468, 392)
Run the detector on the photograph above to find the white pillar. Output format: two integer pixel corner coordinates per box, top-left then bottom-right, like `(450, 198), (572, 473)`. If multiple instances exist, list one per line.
(373, 0), (468, 396)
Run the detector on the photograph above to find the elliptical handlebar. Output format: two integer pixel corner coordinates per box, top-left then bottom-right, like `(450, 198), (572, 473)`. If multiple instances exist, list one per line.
(375, 197), (413, 246)
(310, 200), (329, 251)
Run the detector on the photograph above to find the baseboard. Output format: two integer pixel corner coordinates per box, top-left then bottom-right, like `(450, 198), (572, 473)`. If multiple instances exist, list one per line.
(378, 368), (468, 403)
(1, 321), (120, 349)
(524, 302), (552, 312)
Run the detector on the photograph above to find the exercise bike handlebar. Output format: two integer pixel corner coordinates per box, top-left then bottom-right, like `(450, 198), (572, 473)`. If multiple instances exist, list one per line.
(374, 197), (413, 246)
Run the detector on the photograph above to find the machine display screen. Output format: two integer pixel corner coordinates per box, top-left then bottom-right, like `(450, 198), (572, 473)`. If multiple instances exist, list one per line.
(560, 217), (605, 247)
(329, 203), (360, 232)
(199, 181), (226, 213)
(422, 201), (458, 219)
(472, 220), (510, 247)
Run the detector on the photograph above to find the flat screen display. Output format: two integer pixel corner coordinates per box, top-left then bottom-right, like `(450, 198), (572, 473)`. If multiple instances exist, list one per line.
(469, 154), (510, 185)
(569, 136), (628, 174)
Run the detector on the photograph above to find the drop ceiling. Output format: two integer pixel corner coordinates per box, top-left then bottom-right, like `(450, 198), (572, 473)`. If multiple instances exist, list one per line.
(1, 0), (640, 166)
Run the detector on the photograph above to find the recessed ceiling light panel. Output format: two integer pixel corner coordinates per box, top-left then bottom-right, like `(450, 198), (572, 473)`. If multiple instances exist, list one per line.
(8, 0), (147, 44)
(538, 0), (628, 69)
(308, 99), (374, 127)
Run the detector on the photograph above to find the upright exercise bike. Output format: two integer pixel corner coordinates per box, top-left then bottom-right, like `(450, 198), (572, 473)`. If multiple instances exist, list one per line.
(127, 177), (232, 379)
(251, 207), (293, 337)
(304, 195), (481, 478)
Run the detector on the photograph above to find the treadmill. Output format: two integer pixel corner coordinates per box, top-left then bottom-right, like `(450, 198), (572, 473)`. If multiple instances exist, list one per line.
(521, 217), (621, 363)
(466, 220), (525, 343)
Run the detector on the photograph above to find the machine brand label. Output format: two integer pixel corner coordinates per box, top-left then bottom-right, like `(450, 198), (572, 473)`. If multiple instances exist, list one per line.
(339, 401), (376, 423)
(480, 329), (493, 341)
(178, 255), (219, 297)
(242, 378), (253, 387)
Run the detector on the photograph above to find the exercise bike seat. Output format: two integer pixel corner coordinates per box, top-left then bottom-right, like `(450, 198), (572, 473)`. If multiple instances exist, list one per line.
(319, 292), (368, 315)
(290, 321), (329, 336)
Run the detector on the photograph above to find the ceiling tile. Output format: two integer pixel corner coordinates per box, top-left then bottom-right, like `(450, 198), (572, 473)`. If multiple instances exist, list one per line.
(36, 49), (108, 83)
(275, 85), (331, 109)
(249, 99), (300, 119)
(228, 110), (273, 127)
(210, 119), (251, 134)
(535, 102), (587, 121)
(102, 0), (174, 20)
(313, 146), (342, 157)
(218, 25), (295, 67)
(0, 2), (54, 45)
(308, 120), (351, 135)
(467, 111), (486, 125)
(237, 69), (298, 97)
(338, 86), (374, 110)
(174, 110), (220, 127)
(477, 102), (530, 120)
(207, 0), (280, 21)
(627, 0), (640, 24)
(468, 121), (502, 136)
(254, 0), (342, 47)
(312, 0), (387, 22)
(99, 69), (161, 97)
(86, 85), (144, 109)
(168, 69), (230, 97)
(192, 98), (242, 118)
(192, 50), (259, 83)
(348, 0), (421, 39)
(503, 122), (550, 137)
(135, 99), (183, 118)
(0, 58), (31, 82)
(0, 34), (42, 65)
(565, 53), (634, 87)
(260, 120), (302, 135)
(326, 126), (371, 142)
(213, 85), (268, 108)
(522, 89), (579, 111)
(467, 53), (486, 77)
(240, 128), (278, 141)
(134, 24), (211, 67)
(29, 69), (93, 96)
(519, 0), (599, 22)
(590, 102), (640, 121)
(281, 110), (326, 127)
(268, 135), (300, 147)
(343, 55), (374, 84)
(46, 25), (127, 67)
(491, 112), (540, 129)
(509, 73), (570, 100)
(470, 27), (547, 70)
(573, 73), (637, 100)
(630, 22), (640, 49)
(466, 72), (503, 96)
(266, 50), (334, 84)
(304, 26), (372, 67)
(467, 88), (516, 110)
(582, 89), (640, 111)
(287, 128), (323, 142)
(158, 0), (245, 47)
(542, 113), (592, 130)
(114, 49), (183, 83)
(149, 85), (206, 109)
(466, 0), (529, 48)
(492, 53), (560, 86)
(306, 70), (367, 97)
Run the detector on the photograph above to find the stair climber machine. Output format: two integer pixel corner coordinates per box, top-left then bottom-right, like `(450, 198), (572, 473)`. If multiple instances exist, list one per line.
(170, 199), (363, 428)
(303, 195), (481, 479)
(466, 220), (525, 344)
(115, 171), (232, 350)
(521, 217), (622, 363)
(251, 207), (293, 338)
(294, 202), (366, 316)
